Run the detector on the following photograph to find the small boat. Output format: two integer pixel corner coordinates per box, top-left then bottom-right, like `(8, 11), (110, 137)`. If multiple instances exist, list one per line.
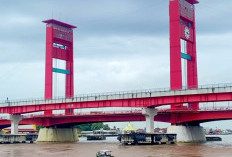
(96, 150), (114, 157)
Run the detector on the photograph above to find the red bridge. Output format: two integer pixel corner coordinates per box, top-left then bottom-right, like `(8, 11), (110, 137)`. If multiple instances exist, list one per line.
(1, 84), (232, 114)
(1, 0), (231, 142)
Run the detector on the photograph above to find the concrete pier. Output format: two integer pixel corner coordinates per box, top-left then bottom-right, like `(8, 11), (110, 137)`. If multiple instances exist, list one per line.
(8, 114), (23, 134)
(167, 125), (206, 143)
(37, 128), (78, 142)
(142, 108), (157, 133)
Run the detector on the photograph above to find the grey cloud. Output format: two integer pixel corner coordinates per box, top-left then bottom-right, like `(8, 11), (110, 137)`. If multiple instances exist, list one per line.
(0, 0), (231, 64)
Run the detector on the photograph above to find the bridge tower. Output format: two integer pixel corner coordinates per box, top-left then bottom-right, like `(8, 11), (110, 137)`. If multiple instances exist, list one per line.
(168, 0), (205, 142)
(43, 19), (76, 115)
(169, 0), (199, 110)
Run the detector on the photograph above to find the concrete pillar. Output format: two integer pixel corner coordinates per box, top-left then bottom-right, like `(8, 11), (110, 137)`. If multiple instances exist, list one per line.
(37, 127), (78, 142)
(142, 108), (157, 133)
(167, 125), (206, 143)
(8, 114), (23, 134)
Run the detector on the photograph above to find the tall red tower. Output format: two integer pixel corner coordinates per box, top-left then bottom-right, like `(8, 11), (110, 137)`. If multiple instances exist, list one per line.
(169, 0), (199, 110)
(43, 19), (76, 115)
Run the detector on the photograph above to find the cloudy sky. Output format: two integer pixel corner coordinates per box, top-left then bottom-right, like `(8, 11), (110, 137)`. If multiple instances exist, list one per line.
(0, 0), (232, 128)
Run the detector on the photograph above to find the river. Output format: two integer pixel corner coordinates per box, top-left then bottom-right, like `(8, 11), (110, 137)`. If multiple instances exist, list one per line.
(1, 135), (232, 157)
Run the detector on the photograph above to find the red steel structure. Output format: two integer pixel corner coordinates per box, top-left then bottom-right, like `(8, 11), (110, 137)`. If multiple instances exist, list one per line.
(170, 0), (199, 110)
(1, 90), (232, 114)
(1, 109), (232, 127)
(2, 1), (232, 129)
(43, 19), (76, 115)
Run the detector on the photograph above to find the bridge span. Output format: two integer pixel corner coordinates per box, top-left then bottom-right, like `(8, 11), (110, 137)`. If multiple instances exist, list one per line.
(1, 107), (232, 127)
(1, 84), (232, 114)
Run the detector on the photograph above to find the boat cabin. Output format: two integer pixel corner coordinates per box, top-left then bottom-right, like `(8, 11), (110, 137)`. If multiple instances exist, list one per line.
(96, 150), (113, 157)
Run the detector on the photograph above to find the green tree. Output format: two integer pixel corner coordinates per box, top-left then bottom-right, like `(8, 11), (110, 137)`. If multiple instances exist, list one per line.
(75, 123), (111, 131)
(36, 125), (42, 131)
(75, 123), (92, 131)
(103, 124), (110, 130)
(91, 123), (104, 130)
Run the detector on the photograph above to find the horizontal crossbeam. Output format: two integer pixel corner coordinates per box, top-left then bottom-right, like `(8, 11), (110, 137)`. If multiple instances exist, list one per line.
(53, 68), (70, 74)
(181, 53), (192, 61)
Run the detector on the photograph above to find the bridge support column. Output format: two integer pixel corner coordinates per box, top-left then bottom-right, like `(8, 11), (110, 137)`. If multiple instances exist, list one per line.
(8, 114), (23, 134)
(167, 125), (206, 143)
(142, 108), (157, 133)
(37, 127), (78, 142)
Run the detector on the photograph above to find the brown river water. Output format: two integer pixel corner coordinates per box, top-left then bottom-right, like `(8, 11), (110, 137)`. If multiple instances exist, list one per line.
(1, 136), (232, 157)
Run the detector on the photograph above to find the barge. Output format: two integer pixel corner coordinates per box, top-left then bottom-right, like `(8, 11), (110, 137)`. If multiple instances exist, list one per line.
(87, 134), (106, 140)
(0, 133), (38, 144)
(206, 136), (222, 141)
(118, 133), (176, 145)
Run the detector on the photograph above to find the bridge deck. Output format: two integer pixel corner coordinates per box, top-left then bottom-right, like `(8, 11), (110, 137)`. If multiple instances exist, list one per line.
(1, 84), (232, 107)
(1, 108), (232, 127)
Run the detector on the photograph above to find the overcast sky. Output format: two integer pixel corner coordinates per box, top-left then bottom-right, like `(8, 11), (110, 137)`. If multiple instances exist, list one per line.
(0, 0), (232, 129)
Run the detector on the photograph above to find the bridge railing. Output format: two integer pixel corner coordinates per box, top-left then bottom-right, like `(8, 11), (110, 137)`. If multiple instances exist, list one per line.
(200, 106), (232, 111)
(1, 83), (232, 106)
(1, 105), (232, 120)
